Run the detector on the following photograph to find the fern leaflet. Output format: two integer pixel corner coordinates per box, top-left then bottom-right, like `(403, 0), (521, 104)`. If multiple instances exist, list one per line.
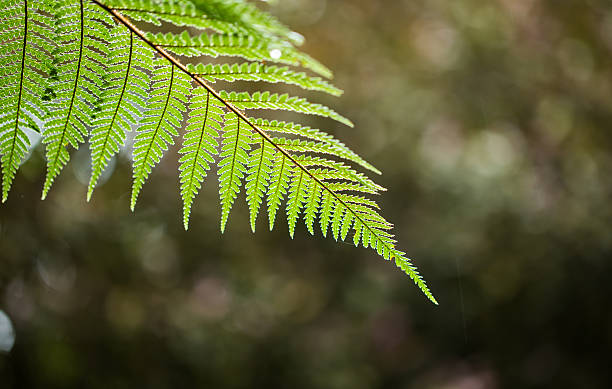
(286, 169), (309, 238)
(179, 87), (223, 229)
(131, 61), (190, 209)
(266, 153), (292, 231)
(188, 63), (341, 96)
(42, 0), (112, 199)
(245, 137), (274, 233)
(0, 0), (53, 201)
(88, 27), (155, 200)
(218, 112), (251, 232)
(219, 91), (353, 127)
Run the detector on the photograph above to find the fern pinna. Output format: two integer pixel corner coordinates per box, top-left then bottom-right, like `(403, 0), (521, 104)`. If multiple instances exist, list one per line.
(0, 0), (437, 303)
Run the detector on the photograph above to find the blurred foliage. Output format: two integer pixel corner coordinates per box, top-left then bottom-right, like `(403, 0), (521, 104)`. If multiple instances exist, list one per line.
(1, 0), (612, 387)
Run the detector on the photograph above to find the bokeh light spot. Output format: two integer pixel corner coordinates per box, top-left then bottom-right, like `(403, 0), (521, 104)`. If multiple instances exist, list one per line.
(0, 310), (15, 353)
(269, 48), (282, 59)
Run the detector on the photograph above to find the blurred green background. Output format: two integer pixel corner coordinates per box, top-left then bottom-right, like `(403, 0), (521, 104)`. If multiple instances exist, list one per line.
(2, 0), (612, 387)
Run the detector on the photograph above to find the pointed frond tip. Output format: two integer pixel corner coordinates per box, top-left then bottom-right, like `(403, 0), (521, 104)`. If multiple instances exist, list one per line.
(0, 0), (436, 303)
(392, 251), (439, 305)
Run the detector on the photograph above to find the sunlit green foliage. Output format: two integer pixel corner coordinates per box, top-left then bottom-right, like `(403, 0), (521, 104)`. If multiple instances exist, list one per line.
(0, 0), (54, 201)
(179, 87), (223, 229)
(88, 27), (155, 200)
(42, 1), (113, 199)
(131, 61), (191, 210)
(0, 0), (436, 303)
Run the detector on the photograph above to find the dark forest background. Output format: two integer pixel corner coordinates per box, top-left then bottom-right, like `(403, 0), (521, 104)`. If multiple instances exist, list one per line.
(1, 0), (612, 388)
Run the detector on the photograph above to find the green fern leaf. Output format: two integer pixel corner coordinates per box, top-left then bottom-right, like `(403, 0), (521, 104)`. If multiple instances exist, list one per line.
(253, 118), (380, 174)
(191, 0), (302, 45)
(218, 111), (252, 232)
(146, 30), (332, 78)
(0, 0), (438, 303)
(273, 137), (382, 173)
(318, 191), (334, 238)
(266, 153), (292, 231)
(340, 210), (354, 242)
(42, 1), (112, 199)
(294, 155), (384, 193)
(303, 181), (321, 235)
(0, 0), (54, 202)
(179, 87), (223, 229)
(188, 63), (342, 96)
(286, 169), (309, 238)
(245, 137), (274, 233)
(393, 250), (438, 304)
(88, 27), (155, 200)
(331, 202), (346, 241)
(131, 61), (191, 209)
(336, 194), (379, 210)
(219, 91), (353, 127)
(320, 181), (378, 196)
(104, 0), (248, 35)
(352, 220), (363, 247)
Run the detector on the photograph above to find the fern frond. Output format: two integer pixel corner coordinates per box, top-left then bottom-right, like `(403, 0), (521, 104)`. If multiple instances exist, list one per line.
(252, 118), (380, 174)
(393, 250), (438, 304)
(245, 136), (274, 232)
(179, 87), (223, 229)
(0, 0), (437, 303)
(303, 181), (321, 235)
(88, 27), (155, 200)
(131, 61), (191, 209)
(188, 63), (342, 96)
(218, 111), (251, 232)
(286, 169), (310, 238)
(336, 193), (379, 210)
(266, 152), (292, 230)
(42, 0), (112, 199)
(273, 137), (381, 173)
(293, 155), (384, 193)
(190, 0), (302, 45)
(0, 0), (54, 202)
(323, 181), (378, 195)
(146, 31), (331, 78)
(340, 208), (354, 242)
(330, 201), (346, 241)
(318, 190), (334, 238)
(103, 0), (247, 34)
(219, 91), (353, 127)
